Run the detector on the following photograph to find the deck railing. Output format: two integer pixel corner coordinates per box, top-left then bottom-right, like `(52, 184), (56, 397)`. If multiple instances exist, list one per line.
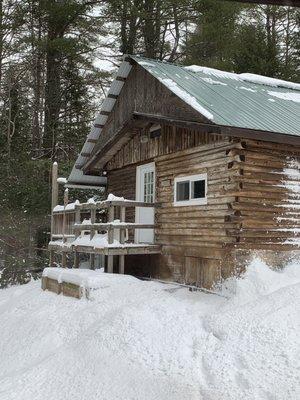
(50, 197), (159, 273)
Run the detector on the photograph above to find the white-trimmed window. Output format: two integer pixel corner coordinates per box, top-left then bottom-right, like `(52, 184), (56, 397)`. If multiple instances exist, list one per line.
(174, 174), (207, 206)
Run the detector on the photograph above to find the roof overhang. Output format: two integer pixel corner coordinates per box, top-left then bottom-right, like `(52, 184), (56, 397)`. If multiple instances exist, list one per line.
(133, 112), (300, 146)
(81, 111), (300, 173)
(67, 56), (133, 185)
(72, 55), (300, 178)
(67, 165), (107, 189)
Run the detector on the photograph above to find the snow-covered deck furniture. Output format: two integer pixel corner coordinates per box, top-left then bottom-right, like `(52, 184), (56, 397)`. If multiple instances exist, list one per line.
(48, 195), (161, 273)
(42, 267), (110, 299)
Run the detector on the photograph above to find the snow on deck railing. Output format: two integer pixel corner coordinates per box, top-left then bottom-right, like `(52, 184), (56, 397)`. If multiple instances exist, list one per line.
(53, 194), (158, 214)
(50, 193), (158, 270)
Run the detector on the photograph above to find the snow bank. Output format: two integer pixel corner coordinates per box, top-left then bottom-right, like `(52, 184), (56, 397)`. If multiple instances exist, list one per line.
(43, 267), (108, 289)
(0, 259), (299, 400)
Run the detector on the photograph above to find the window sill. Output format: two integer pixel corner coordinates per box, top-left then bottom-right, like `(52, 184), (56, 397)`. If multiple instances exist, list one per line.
(173, 199), (208, 207)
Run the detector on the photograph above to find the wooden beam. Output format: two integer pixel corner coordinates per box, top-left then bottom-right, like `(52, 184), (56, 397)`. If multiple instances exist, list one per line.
(87, 138), (98, 144)
(116, 76), (126, 82)
(119, 206), (125, 274)
(133, 112), (300, 146)
(74, 223), (156, 231)
(82, 119), (138, 172)
(50, 162), (58, 267)
(94, 123), (104, 128)
(107, 205), (114, 273)
(77, 200), (158, 210)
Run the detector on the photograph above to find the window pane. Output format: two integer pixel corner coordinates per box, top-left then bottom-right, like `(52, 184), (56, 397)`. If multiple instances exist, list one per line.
(192, 180), (206, 199)
(144, 171), (154, 203)
(176, 181), (189, 201)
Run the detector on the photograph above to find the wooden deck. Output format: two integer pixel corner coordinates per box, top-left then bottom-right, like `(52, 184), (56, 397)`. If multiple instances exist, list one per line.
(49, 196), (161, 273)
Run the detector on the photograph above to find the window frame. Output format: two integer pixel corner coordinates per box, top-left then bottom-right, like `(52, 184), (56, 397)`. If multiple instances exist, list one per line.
(173, 173), (207, 206)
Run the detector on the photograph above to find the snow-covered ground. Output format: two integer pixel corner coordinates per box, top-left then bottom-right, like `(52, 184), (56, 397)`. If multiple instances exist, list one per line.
(0, 259), (299, 400)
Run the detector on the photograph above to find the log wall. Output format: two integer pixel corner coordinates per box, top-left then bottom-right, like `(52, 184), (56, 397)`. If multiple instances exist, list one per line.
(106, 125), (300, 288)
(230, 139), (300, 251)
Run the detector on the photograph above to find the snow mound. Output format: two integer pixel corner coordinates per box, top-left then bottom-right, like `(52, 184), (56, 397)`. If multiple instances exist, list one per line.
(0, 259), (299, 400)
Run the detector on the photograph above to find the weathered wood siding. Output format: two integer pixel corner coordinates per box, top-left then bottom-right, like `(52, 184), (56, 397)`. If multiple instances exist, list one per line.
(107, 164), (136, 225)
(154, 139), (244, 286)
(230, 139), (300, 250)
(106, 124), (224, 171)
(94, 63), (206, 157)
(106, 125), (300, 288)
(106, 125), (241, 287)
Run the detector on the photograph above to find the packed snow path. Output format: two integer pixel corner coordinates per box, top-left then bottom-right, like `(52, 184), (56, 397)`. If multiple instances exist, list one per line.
(0, 259), (299, 400)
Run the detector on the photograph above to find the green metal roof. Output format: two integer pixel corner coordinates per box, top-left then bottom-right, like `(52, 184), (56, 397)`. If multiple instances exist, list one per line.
(131, 56), (300, 138)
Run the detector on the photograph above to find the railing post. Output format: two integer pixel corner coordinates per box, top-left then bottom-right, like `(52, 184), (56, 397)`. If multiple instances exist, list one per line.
(119, 206), (125, 274)
(61, 188), (68, 268)
(50, 162), (58, 267)
(90, 206), (96, 270)
(107, 204), (114, 273)
(74, 205), (80, 268)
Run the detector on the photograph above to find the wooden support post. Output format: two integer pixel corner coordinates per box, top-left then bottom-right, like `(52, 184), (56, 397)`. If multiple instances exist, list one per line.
(90, 207), (96, 270)
(107, 205), (114, 273)
(49, 250), (55, 267)
(62, 189), (69, 268)
(74, 206), (81, 268)
(62, 252), (67, 268)
(50, 162), (58, 267)
(90, 254), (95, 270)
(119, 206), (125, 274)
(74, 251), (80, 268)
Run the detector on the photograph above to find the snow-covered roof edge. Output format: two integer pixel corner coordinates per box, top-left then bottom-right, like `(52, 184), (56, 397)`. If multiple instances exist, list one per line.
(68, 55), (133, 186)
(72, 55), (300, 179)
(184, 65), (300, 91)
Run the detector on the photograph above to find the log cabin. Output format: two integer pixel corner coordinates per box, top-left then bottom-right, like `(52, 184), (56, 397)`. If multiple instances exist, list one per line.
(49, 55), (300, 289)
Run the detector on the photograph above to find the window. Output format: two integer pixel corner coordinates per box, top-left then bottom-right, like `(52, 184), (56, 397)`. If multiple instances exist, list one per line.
(174, 174), (207, 206)
(150, 124), (161, 139)
(143, 171), (154, 203)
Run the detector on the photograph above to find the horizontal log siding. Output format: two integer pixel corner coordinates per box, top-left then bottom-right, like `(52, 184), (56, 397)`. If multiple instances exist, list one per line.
(155, 139), (243, 286)
(231, 139), (300, 251)
(105, 126), (300, 288)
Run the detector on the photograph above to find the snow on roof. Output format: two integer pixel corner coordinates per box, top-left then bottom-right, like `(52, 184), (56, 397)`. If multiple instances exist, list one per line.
(185, 65), (300, 91)
(72, 55), (300, 180)
(240, 73), (300, 91)
(184, 65), (239, 80)
(132, 56), (300, 137)
(268, 91), (300, 103)
(158, 77), (214, 121)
